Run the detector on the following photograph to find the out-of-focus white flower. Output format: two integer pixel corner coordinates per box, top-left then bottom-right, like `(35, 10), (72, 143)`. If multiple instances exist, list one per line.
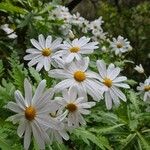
(24, 34), (62, 71)
(1, 24), (17, 39)
(57, 36), (98, 63)
(68, 30), (75, 39)
(96, 60), (130, 110)
(110, 36), (132, 56)
(134, 64), (144, 74)
(48, 110), (69, 143)
(71, 12), (85, 26)
(6, 79), (57, 150)
(101, 46), (107, 52)
(51, 6), (72, 23)
(49, 57), (104, 101)
(56, 87), (96, 127)
(89, 17), (104, 31)
(137, 77), (150, 101)
(92, 29), (107, 41)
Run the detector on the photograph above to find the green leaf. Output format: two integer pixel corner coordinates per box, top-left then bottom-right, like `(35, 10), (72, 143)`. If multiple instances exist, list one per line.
(17, 13), (33, 28)
(0, 60), (4, 79)
(136, 132), (150, 150)
(121, 133), (136, 149)
(0, 2), (27, 14)
(89, 124), (125, 134)
(29, 67), (42, 83)
(0, 136), (10, 150)
(74, 128), (112, 150)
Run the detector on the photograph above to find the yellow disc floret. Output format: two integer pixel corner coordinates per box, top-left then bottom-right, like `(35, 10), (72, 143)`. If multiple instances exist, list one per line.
(103, 78), (112, 88)
(74, 71), (86, 82)
(144, 85), (150, 91)
(117, 43), (123, 48)
(42, 48), (52, 56)
(25, 106), (36, 121)
(70, 46), (80, 53)
(66, 103), (77, 112)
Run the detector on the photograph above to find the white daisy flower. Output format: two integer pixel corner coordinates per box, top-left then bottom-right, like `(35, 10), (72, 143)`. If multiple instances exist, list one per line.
(110, 35), (132, 56)
(96, 60), (130, 110)
(58, 36), (98, 63)
(24, 34), (62, 71)
(48, 110), (69, 143)
(56, 87), (96, 127)
(89, 17), (104, 31)
(137, 77), (150, 101)
(6, 79), (57, 150)
(49, 57), (104, 101)
(1, 24), (17, 39)
(134, 64), (144, 74)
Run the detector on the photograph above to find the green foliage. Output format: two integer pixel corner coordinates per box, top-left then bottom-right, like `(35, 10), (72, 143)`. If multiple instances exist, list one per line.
(0, 2), (27, 14)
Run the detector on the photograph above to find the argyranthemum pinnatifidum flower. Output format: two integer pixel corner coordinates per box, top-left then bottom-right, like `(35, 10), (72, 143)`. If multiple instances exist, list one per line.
(48, 110), (69, 143)
(24, 34), (62, 71)
(6, 79), (57, 150)
(49, 57), (104, 101)
(56, 87), (96, 127)
(137, 77), (150, 101)
(96, 60), (130, 110)
(110, 35), (132, 56)
(57, 36), (98, 63)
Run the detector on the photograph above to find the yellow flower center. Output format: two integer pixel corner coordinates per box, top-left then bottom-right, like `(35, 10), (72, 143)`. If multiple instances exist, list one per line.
(42, 48), (52, 56)
(103, 78), (112, 87)
(144, 85), (150, 91)
(117, 43), (123, 48)
(66, 103), (77, 112)
(25, 106), (36, 121)
(70, 46), (80, 53)
(74, 71), (86, 82)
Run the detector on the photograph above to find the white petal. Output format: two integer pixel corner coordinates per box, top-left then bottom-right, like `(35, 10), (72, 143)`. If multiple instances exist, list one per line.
(111, 86), (127, 102)
(51, 38), (62, 50)
(78, 113), (86, 125)
(24, 79), (32, 106)
(24, 124), (31, 150)
(108, 67), (120, 80)
(15, 90), (26, 109)
(49, 69), (72, 79)
(113, 83), (130, 89)
(59, 130), (69, 141)
(27, 56), (42, 67)
(84, 79), (103, 101)
(54, 79), (75, 92)
(109, 89), (120, 106)
(30, 39), (42, 50)
(105, 92), (112, 110)
(7, 102), (23, 113)
(26, 48), (41, 53)
(46, 36), (52, 48)
(36, 59), (44, 71)
(24, 53), (41, 60)
(65, 53), (75, 63)
(79, 108), (91, 115)
(32, 80), (46, 105)
(38, 34), (45, 49)
(17, 119), (26, 137)
(31, 123), (45, 149)
(113, 76), (127, 83)
(69, 86), (77, 101)
(44, 58), (51, 71)
(96, 60), (107, 78)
